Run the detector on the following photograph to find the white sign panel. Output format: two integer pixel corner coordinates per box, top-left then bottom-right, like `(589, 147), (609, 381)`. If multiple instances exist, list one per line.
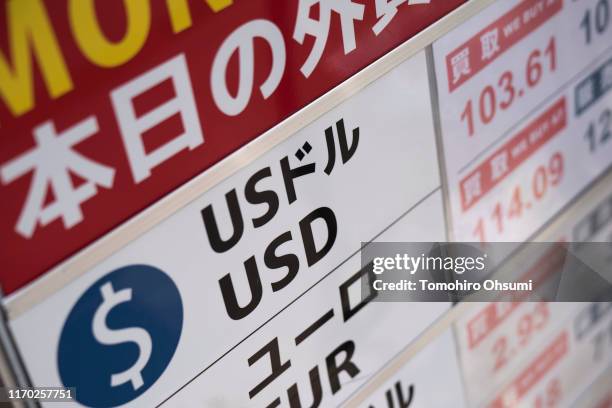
(571, 367), (612, 408)
(455, 302), (583, 406)
(359, 330), (466, 408)
(433, 0), (612, 241)
(7, 51), (444, 407)
(454, 171), (612, 406)
(485, 302), (612, 408)
(160, 192), (449, 407)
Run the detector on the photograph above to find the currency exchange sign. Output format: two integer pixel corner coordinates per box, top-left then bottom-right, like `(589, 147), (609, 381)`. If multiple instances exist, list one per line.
(0, 0), (464, 293)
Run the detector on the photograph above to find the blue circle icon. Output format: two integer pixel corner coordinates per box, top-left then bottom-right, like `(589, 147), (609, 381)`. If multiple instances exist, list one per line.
(58, 264), (183, 407)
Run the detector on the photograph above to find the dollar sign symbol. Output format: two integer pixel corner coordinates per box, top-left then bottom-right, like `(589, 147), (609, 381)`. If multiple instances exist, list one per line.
(92, 282), (153, 391)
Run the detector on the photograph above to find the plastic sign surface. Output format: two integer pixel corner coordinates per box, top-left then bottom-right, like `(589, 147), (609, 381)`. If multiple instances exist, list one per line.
(433, 0), (612, 242)
(8, 52), (448, 407)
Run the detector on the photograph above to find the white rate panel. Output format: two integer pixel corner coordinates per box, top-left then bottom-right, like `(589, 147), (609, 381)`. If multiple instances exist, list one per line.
(433, 0), (612, 242)
(357, 329), (466, 408)
(161, 192), (450, 407)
